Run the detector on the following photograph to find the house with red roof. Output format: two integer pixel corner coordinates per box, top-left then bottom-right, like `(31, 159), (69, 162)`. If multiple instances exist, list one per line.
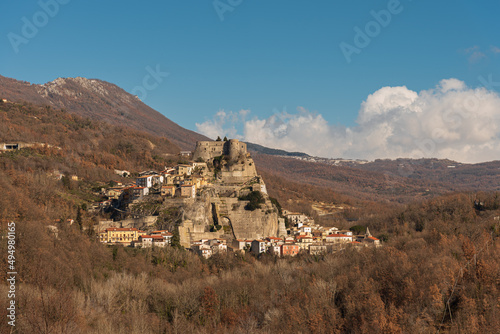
(136, 175), (153, 188)
(180, 184), (196, 198)
(295, 235), (314, 250)
(99, 227), (141, 245)
(138, 235), (168, 248)
(355, 227), (382, 247)
(281, 243), (300, 257)
(161, 185), (176, 197)
(251, 240), (266, 255)
(325, 233), (353, 243)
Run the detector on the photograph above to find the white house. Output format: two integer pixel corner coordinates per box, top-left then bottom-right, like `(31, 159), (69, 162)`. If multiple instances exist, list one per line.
(268, 245), (281, 256)
(285, 213), (308, 225)
(300, 226), (312, 234)
(295, 235), (314, 250)
(132, 187), (149, 200)
(192, 244), (212, 259)
(325, 234), (353, 243)
(151, 175), (164, 185)
(139, 235), (167, 248)
(211, 242), (227, 254)
(251, 240), (266, 255)
(136, 175), (153, 188)
(327, 227), (339, 234)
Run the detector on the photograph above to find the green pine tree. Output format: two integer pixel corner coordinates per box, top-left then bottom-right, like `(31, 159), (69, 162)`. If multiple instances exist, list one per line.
(76, 207), (83, 231)
(171, 229), (182, 249)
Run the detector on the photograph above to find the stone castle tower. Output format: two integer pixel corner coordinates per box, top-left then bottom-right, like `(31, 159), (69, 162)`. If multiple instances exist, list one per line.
(178, 138), (278, 244)
(192, 139), (247, 162)
(227, 139), (244, 162)
(192, 139), (257, 183)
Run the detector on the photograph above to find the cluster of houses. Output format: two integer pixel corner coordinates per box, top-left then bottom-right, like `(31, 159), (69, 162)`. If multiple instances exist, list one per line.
(283, 210), (379, 246)
(96, 203), (381, 258)
(97, 162), (212, 208)
(98, 227), (173, 248)
(92, 159), (382, 258)
(188, 211), (381, 259)
(190, 228), (380, 259)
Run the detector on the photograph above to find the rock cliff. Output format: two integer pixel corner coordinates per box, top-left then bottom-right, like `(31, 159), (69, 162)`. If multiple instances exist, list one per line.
(177, 139), (279, 246)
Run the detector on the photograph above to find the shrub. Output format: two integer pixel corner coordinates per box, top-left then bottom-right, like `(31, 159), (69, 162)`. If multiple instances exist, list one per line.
(239, 191), (265, 211)
(349, 225), (366, 234)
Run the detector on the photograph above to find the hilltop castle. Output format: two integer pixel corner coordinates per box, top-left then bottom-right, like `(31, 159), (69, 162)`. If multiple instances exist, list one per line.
(192, 139), (257, 183)
(175, 138), (279, 246)
(192, 139), (247, 162)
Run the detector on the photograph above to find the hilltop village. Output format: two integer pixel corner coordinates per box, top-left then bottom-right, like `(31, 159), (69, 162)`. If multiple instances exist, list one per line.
(92, 138), (381, 258)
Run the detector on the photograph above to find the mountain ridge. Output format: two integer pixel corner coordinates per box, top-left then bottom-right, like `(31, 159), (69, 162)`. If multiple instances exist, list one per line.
(4, 73), (500, 203)
(0, 75), (208, 150)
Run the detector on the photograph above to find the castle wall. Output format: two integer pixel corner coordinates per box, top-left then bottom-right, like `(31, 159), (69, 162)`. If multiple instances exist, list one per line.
(192, 139), (247, 162)
(178, 220), (224, 248)
(192, 141), (224, 161)
(95, 216), (157, 231)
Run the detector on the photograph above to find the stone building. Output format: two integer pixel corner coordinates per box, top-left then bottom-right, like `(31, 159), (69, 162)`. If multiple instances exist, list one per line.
(192, 139), (257, 183)
(192, 139), (247, 162)
(99, 227), (146, 245)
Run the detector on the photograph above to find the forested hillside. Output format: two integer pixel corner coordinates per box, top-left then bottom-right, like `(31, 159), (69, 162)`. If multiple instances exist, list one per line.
(253, 154), (453, 203)
(0, 192), (498, 333)
(0, 100), (180, 222)
(0, 75), (209, 150)
(356, 158), (500, 191)
(0, 99), (499, 333)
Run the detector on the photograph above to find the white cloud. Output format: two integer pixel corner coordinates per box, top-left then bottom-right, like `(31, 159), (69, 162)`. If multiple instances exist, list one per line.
(469, 51), (486, 63)
(439, 78), (466, 92)
(491, 45), (500, 54)
(195, 109), (249, 140)
(462, 45), (487, 63)
(197, 79), (500, 163)
(345, 79), (500, 162)
(464, 46), (480, 53)
(243, 109), (348, 157)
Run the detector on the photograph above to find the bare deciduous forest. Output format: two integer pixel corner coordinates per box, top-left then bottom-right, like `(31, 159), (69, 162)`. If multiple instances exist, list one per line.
(0, 101), (499, 333)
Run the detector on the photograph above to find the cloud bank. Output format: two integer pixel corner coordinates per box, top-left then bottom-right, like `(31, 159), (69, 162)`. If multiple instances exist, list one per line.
(196, 79), (500, 163)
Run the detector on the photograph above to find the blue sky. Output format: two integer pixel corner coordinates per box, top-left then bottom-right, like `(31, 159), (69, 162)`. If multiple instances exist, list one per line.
(2, 1), (500, 161)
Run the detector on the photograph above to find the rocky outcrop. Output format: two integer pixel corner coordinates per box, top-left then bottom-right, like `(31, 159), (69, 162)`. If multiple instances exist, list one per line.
(176, 140), (280, 246)
(176, 195), (220, 248)
(178, 220), (224, 248)
(178, 193), (279, 246)
(221, 198), (279, 240)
